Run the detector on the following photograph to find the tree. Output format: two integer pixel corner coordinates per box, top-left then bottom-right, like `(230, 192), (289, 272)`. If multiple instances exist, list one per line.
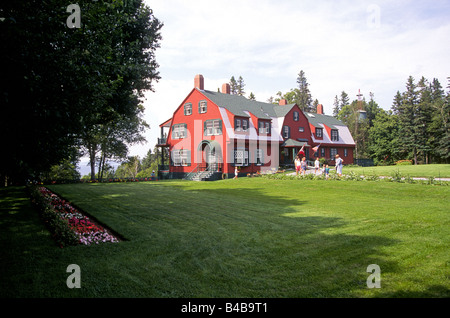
(229, 76), (238, 95)
(340, 91), (350, 108)
(312, 99), (319, 113)
(429, 77), (450, 163)
(0, 0), (162, 185)
(275, 89), (301, 104)
(368, 110), (401, 165)
(396, 76), (420, 164)
(237, 76), (246, 96)
(115, 156), (141, 179)
(248, 92), (256, 100)
(332, 95), (340, 117)
(296, 70), (313, 111)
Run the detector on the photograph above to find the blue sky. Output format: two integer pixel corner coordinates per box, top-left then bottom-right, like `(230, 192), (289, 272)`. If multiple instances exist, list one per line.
(102, 0), (450, 166)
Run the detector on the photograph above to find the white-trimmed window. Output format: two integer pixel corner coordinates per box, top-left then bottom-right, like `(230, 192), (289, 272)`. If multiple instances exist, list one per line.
(204, 119), (222, 136)
(172, 124), (187, 139)
(315, 128), (323, 138)
(235, 119), (241, 131)
(299, 127), (304, 132)
(331, 129), (339, 141)
(198, 100), (207, 113)
(344, 148), (348, 157)
(259, 121), (271, 134)
(184, 103), (192, 116)
(234, 148), (249, 166)
(172, 149), (191, 166)
(293, 111), (299, 121)
(330, 148), (337, 158)
(242, 119), (248, 131)
(283, 126), (290, 139)
(256, 149), (264, 166)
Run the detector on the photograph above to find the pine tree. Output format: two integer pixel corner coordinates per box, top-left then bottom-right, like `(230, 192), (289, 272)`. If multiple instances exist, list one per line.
(248, 92), (256, 100)
(340, 91), (350, 108)
(332, 95), (340, 117)
(237, 76), (246, 96)
(296, 70), (312, 111)
(415, 77), (433, 163)
(229, 76), (238, 95)
(312, 99), (319, 113)
(398, 76), (419, 164)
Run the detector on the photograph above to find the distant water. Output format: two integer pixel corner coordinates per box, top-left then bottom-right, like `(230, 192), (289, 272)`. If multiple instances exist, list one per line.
(77, 159), (121, 177)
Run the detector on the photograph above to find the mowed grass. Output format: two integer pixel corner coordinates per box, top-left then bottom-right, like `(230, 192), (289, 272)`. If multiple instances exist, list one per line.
(344, 164), (450, 178)
(1, 178), (449, 298)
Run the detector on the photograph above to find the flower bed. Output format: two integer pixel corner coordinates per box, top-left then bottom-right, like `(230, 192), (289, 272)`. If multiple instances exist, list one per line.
(30, 186), (120, 247)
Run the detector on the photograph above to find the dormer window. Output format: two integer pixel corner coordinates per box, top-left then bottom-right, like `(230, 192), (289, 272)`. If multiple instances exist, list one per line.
(331, 129), (339, 141)
(258, 120), (271, 134)
(234, 117), (249, 132)
(315, 128), (323, 138)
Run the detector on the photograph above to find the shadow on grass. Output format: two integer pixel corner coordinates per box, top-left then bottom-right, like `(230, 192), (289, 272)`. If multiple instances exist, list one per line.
(2, 183), (449, 298)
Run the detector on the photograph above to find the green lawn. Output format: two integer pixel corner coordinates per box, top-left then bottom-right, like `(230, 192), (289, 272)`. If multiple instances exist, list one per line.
(343, 164), (450, 178)
(1, 178), (449, 298)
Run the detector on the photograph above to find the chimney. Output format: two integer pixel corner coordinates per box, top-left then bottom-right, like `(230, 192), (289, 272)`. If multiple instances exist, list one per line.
(317, 104), (324, 114)
(222, 83), (230, 94)
(194, 74), (204, 90)
(279, 99), (287, 105)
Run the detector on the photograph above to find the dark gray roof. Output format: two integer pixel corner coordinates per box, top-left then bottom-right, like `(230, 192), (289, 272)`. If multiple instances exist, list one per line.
(200, 89), (346, 129)
(202, 90), (277, 119)
(304, 112), (346, 128)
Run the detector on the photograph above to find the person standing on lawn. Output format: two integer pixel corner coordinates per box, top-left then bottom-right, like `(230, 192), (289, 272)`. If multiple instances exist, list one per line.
(300, 157), (307, 175)
(314, 157), (320, 175)
(294, 156), (301, 175)
(335, 154), (343, 176)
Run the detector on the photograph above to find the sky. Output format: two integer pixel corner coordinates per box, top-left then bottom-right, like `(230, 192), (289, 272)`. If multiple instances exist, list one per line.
(81, 0), (450, 173)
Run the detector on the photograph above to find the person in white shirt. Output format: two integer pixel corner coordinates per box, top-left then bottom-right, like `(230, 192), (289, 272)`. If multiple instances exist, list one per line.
(314, 157), (320, 175)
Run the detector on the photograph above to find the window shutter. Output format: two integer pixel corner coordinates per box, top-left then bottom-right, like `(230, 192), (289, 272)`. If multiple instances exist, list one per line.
(187, 150), (191, 166)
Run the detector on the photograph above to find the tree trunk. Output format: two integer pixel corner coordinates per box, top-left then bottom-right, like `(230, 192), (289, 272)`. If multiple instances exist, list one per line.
(88, 143), (97, 180)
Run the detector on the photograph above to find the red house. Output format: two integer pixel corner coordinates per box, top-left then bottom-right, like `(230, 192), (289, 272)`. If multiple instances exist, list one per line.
(157, 74), (355, 180)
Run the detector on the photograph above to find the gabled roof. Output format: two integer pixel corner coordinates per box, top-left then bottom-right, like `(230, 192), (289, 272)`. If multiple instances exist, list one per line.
(273, 104), (297, 117)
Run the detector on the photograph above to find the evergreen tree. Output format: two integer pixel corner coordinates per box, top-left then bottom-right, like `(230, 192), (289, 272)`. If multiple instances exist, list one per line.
(415, 77), (433, 163)
(237, 76), (246, 96)
(312, 99), (319, 113)
(340, 91), (350, 108)
(332, 95), (340, 117)
(229, 76), (238, 95)
(296, 70), (313, 111)
(248, 92), (256, 100)
(430, 77), (450, 162)
(368, 110), (401, 165)
(397, 76), (419, 164)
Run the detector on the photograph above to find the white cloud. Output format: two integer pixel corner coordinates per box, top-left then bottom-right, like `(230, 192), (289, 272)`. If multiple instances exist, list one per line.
(127, 0), (450, 158)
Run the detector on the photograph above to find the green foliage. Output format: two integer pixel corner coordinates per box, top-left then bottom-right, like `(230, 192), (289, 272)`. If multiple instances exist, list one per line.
(1, 0), (163, 183)
(29, 186), (79, 247)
